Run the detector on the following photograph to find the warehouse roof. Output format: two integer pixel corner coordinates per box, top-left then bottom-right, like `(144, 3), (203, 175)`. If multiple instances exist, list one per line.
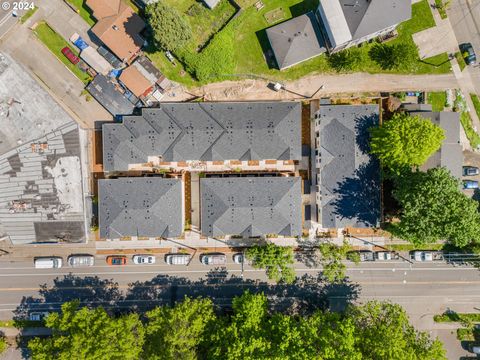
(201, 176), (302, 237)
(99, 177), (183, 239)
(103, 102), (301, 171)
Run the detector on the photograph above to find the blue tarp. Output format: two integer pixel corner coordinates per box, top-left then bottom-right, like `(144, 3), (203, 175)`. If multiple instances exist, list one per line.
(73, 36), (89, 51)
(109, 69), (122, 78)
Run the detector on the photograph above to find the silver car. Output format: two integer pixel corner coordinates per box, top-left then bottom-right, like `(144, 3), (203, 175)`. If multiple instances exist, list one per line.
(67, 255), (94, 267)
(165, 254), (191, 265)
(200, 253), (226, 265)
(132, 254), (156, 265)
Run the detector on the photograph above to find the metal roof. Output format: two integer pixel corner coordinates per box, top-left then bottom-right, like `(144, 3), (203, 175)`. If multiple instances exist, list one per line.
(410, 111), (463, 179)
(266, 12), (326, 70)
(99, 177), (183, 239)
(200, 176), (302, 237)
(103, 102), (301, 171)
(316, 104), (381, 228)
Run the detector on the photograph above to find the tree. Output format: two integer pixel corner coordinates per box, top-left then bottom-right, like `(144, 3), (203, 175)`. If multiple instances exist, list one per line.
(369, 42), (418, 70)
(144, 297), (215, 360)
(369, 113), (445, 172)
(317, 240), (358, 283)
(246, 243), (295, 283)
(28, 301), (144, 360)
(146, 2), (192, 52)
(348, 301), (446, 360)
(328, 47), (366, 72)
(392, 168), (480, 246)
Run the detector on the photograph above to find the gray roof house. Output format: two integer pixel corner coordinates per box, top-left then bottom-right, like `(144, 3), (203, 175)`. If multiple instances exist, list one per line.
(201, 177), (302, 237)
(99, 177), (183, 239)
(314, 104), (381, 228)
(103, 102), (301, 171)
(409, 110), (463, 179)
(203, 0), (220, 9)
(266, 12), (326, 70)
(317, 0), (411, 51)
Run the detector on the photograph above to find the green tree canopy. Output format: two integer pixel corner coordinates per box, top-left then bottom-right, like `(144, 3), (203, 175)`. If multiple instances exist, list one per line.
(392, 167), (480, 246)
(246, 243), (295, 283)
(370, 113), (445, 171)
(317, 240), (358, 283)
(144, 297), (215, 360)
(146, 2), (192, 52)
(328, 47), (366, 72)
(369, 42), (419, 70)
(28, 301), (144, 360)
(348, 301), (446, 360)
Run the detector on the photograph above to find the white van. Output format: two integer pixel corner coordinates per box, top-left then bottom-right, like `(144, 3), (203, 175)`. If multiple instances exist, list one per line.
(165, 254), (191, 265)
(34, 257), (63, 269)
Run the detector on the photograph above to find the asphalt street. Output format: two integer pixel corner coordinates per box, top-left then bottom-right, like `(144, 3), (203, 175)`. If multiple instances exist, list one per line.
(0, 257), (478, 329)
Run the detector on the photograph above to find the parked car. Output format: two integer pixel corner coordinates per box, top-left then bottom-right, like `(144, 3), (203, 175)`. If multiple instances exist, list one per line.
(375, 251), (397, 261)
(463, 166), (479, 176)
(463, 180), (479, 189)
(347, 250), (375, 262)
(67, 254), (94, 267)
(232, 253), (244, 264)
(200, 253), (227, 265)
(165, 253), (191, 265)
(61, 46), (80, 65)
(29, 312), (49, 321)
(410, 251), (444, 262)
(106, 255), (127, 266)
(132, 254), (156, 265)
(460, 43), (477, 65)
(34, 257), (63, 269)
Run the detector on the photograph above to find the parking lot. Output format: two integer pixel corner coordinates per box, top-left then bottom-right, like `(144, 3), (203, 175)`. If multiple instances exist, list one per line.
(462, 150), (480, 197)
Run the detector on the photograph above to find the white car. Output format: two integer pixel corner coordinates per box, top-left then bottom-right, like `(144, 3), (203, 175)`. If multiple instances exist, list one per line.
(413, 251), (433, 262)
(132, 255), (156, 265)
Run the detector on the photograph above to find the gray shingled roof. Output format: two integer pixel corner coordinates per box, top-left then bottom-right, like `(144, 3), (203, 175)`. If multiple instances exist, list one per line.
(266, 12), (326, 70)
(103, 102), (301, 171)
(410, 111), (463, 179)
(99, 177), (183, 238)
(316, 105), (380, 228)
(339, 0), (411, 40)
(201, 177), (302, 237)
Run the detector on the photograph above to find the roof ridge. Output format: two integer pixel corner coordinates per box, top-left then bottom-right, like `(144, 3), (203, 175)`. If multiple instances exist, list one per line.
(197, 103), (227, 159)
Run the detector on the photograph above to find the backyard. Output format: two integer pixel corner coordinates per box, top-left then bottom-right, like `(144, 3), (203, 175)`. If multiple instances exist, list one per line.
(427, 91), (446, 111)
(147, 0), (451, 86)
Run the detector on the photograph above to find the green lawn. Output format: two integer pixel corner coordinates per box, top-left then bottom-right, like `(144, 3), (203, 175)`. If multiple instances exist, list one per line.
(20, 6), (38, 24)
(427, 91), (446, 111)
(65, 0), (96, 26)
(455, 51), (467, 71)
(460, 111), (480, 149)
(471, 93), (480, 118)
(149, 0), (450, 86)
(33, 22), (91, 83)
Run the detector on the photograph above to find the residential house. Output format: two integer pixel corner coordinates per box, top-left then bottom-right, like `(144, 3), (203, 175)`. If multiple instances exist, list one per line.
(86, 0), (145, 63)
(266, 12), (326, 70)
(316, 0), (411, 52)
(201, 176), (302, 237)
(313, 104), (381, 229)
(102, 102), (301, 172)
(407, 107), (463, 179)
(119, 55), (171, 102)
(203, 0), (220, 9)
(99, 177), (184, 239)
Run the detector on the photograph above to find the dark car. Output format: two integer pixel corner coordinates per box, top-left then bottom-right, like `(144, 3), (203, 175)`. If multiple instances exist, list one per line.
(61, 47), (80, 65)
(106, 255), (127, 265)
(463, 166), (479, 176)
(460, 43), (477, 65)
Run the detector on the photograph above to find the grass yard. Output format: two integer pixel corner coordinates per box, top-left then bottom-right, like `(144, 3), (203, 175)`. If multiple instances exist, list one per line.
(65, 0), (96, 26)
(471, 93), (480, 118)
(460, 111), (480, 149)
(427, 91), (446, 111)
(264, 8), (285, 24)
(149, 0), (449, 86)
(33, 22), (91, 83)
(20, 6), (38, 24)
(455, 51), (467, 71)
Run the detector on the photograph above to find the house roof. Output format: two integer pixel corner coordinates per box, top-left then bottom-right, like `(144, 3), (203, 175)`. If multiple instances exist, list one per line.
(99, 177), (183, 239)
(203, 0), (220, 9)
(200, 177), (302, 237)
(103, 102), (301, 171)
(91, 1), (145, 62)
(410, 111), (463, 179)
(266, 12), (326, 70)
(315, 104), (381, 228)
(319, 0), (411, 47)
(86, 74), (135, 116)
(86, 0), (122, 20)
(119, 56), (162, 98)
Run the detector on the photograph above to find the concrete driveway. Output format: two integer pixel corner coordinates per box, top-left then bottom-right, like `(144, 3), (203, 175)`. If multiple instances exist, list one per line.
(413, 18), (458, 59)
